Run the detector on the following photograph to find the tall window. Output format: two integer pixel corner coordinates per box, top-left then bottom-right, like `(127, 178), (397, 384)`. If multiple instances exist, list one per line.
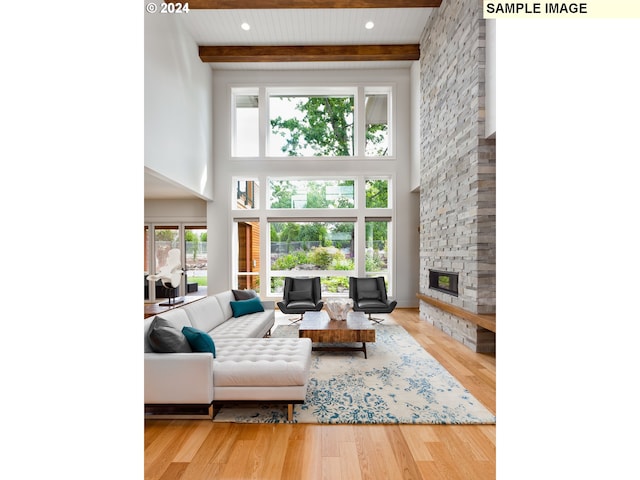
(230, 84), (394, 298)
(184, 226), (207, 290)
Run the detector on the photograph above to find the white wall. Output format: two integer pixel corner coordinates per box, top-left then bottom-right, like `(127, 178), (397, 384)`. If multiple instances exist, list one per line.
(144, 199), (207, 223)
(144, 4), (214, 200)
(207, 68), (419, 307)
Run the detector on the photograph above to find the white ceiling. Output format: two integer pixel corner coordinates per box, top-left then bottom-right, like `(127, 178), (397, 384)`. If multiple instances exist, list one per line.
(183, 8), (433, 70)
(145, 7), (434, 199)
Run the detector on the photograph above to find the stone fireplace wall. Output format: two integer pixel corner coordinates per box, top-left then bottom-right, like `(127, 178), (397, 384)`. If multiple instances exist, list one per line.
(418, 0), (496, 352)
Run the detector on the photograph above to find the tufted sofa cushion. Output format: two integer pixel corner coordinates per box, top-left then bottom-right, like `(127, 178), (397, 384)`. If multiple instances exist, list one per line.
(208, 311), (273, 340)
(213, 338), (312, 387)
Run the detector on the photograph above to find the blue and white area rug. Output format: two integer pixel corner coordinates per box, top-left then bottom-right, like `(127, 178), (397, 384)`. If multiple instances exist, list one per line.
(212, 324), (496, 424)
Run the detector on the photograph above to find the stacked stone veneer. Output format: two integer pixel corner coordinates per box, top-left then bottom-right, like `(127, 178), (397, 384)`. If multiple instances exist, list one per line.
(418, 0), (496, 353)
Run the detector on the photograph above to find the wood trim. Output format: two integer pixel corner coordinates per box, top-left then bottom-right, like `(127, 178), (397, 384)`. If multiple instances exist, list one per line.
(416, 293), (496, 333)
(182, 1), (442, 9)
(199, 44), (419, 63)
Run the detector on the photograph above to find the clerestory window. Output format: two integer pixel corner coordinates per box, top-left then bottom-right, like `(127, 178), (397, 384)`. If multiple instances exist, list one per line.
(232, 86), (392, 158)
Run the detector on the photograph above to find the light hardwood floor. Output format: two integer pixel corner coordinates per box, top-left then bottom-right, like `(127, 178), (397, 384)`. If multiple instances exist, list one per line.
(144, 308), (496, 480)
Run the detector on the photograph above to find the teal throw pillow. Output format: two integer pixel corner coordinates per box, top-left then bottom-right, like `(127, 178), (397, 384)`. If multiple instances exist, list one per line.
(230, 296), (265, 317)
(182, 326), (216, 358)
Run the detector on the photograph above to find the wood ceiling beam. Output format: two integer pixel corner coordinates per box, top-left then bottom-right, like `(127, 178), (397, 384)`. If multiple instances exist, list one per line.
(182, 1), (441, 9)
(199, 44), (420, 62)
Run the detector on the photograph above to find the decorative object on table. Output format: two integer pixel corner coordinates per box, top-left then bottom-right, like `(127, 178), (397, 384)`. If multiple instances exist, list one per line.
(146, 248), (184, 306)
(277, 276), (324, 324)
(348, 276), (397, 323)
(325, 299), (353, 320)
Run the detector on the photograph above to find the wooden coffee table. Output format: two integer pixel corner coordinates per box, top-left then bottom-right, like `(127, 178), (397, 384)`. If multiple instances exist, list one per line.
(298, 310), (376, 358)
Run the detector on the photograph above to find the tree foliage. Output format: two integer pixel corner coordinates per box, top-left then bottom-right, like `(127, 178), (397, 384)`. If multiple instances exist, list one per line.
(365, 179), (388, 208)
(270, 96), (354, 156)
(155, 229), (176, 242)
(270, 180), (295, 208)
(365, 123), (388, 156)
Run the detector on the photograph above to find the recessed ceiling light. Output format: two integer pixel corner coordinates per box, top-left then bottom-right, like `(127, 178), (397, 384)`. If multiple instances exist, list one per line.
(365, 21), (375, 30)
(241, 22), (251, 31)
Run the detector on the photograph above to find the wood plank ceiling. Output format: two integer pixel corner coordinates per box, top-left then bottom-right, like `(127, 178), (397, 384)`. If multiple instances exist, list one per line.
(177, 1), (442, 64)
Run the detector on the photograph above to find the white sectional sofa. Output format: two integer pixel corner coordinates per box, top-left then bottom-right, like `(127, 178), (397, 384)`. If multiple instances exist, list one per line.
(144, 290), (312, 421)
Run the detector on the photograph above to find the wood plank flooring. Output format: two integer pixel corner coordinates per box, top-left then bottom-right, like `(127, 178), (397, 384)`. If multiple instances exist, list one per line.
(144, 308), (496, 480)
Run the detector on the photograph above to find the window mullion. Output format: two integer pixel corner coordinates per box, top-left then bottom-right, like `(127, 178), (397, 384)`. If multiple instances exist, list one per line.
(258, 87), (267, 158)
(356, 86), (365, 158)
(356, 216), (366, 278)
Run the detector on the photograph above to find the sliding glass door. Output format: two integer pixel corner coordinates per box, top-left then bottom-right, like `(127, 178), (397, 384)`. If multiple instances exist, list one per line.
(184, 226), (207, 293)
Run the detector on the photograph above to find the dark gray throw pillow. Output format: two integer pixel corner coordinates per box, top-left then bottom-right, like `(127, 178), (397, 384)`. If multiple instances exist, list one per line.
(232, 289), (258, 300)
(147, 316), (192, 353)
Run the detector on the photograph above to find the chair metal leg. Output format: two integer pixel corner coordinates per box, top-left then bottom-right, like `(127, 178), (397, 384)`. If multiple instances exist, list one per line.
(368, 313), (385, 324)
(289, 314), (304, 324)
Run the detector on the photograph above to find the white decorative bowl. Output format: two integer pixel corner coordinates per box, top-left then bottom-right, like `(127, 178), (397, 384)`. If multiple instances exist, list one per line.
(325, 299), (353, 321)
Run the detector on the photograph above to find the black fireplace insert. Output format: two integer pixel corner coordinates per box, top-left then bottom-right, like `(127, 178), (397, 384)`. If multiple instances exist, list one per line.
(428, 269), (459, 296)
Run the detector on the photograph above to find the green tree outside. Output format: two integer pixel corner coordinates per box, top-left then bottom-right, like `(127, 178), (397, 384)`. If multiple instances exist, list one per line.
(271, 96), (354, 156)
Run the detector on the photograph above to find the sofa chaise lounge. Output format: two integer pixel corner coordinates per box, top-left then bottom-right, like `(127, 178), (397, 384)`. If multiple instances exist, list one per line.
(144, 290), (312, 421)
